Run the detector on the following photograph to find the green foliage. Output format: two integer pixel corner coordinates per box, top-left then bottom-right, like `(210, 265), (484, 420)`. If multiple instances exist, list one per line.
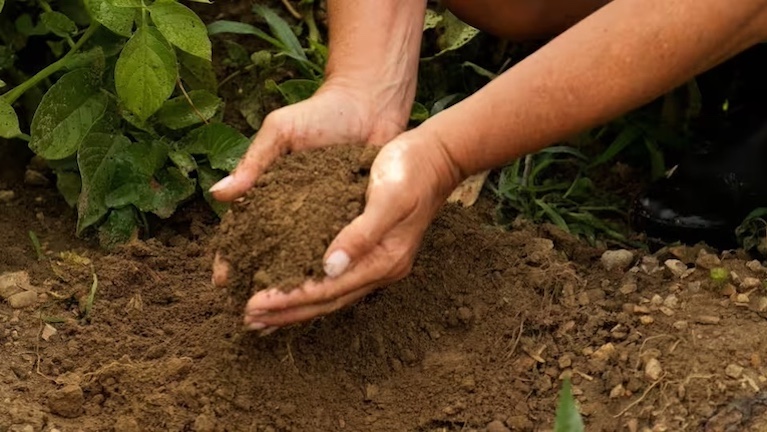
(554, 379), (585, 432)
(0, 0), (247, 247)
(735, 207), (767, 255)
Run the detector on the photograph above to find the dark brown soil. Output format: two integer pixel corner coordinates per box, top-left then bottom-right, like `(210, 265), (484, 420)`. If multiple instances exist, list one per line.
(3, 155), (767, 431)
(212, 146), (377, 299)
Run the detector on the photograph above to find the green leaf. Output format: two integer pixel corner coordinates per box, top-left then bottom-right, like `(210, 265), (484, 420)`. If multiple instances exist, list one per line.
(84, 0), (135, 37)
(77, 133), (131, 234)
(41, 11), (78, 37)
(252, 4), (307, 62)
(115, 25), (178, 121)
(178, 50), (218, 93)
(462, 61), (497, 80)
(198, 165), (228, 217)
(0, 99), (21, 139)
(207, 20), (282, 49)
(55, 171), (82, 208)
(62, 47), (107, 71)
(29, 68), (109, 160)
(423, 9), (443, 30)
(107, 0), (142, 7)
(16, 14), (49, 36)
(182, 123), (249, 172)
(168, 150), (197, 176)
(426, 11), (480, 59)
(588, 125), (642, 168)
(149, 0), (211, 60)
(0, 0), (5, 14)
(98, 206), (138, 249)
(271, 79), (319, 105)
(156, 90), (220, 129)
(554, 379), (585, 432)
(535, 199), (570, 233)
(410, 102), (429, 122)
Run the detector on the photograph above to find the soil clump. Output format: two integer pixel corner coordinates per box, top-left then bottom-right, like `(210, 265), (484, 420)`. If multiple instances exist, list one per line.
(212, 146), (378, 302)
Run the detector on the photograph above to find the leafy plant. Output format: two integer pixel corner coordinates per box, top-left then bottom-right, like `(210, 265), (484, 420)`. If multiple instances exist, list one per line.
(0, 0), (250, 246)
(735, 207), (767, 255)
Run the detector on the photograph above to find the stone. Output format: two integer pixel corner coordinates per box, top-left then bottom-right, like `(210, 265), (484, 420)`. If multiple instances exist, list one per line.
(487, 420), (511, 432)
(650, 294), (663, 306)
(659, 306), (674, 316)
(601, 250), (635, 271)
(610, 383), (625, 398)
(736, 294), (750, 304)
(746, 260), (766, 273)
(663, 295), (679, 309)
(696, 315), (721, 325)
(695, 251), (721, 269)
(725, 364), (744, 379)
(193, 413), (216, 432)
(114, 416), (141, 432)
(24, 169), (49, 186)
(640, 316), (655, 325)
(750, 297), (767, 313)
(46, 384), (84, 418)
(720, 284), (737, 297)
(619, 282), (637, 295)
(740, 277), (762, 290)
(640, 256), (661, 274)
(673, 321), (688, 330)
(0, 271), (32, 299)
(7, 291), (37, 309)
(558, 354), (572, 369)
(664, 260), (688, 278)
(645, 358), (663, 381)
(41, 324), (57, 341)
(0, 190), (14, 203)
(592, 343), (616, 362)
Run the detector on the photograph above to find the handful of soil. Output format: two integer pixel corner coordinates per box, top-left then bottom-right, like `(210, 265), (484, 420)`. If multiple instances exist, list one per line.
(211, 146), (378, 302)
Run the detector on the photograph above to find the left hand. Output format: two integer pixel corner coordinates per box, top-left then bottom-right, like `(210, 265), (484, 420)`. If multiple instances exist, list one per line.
(212, 128), (462, 334)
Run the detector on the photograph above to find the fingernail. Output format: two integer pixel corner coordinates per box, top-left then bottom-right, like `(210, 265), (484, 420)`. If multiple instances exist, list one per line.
(324, 250), (350, 278)
(259, 326), (280, 337)
(246, 321), (267, 331)
(247, 309), (267, 317)
(209, 175), (234, 193)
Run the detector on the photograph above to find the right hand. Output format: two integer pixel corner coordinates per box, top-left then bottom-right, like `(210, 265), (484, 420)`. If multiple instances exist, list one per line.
(208, 81), (409, 201)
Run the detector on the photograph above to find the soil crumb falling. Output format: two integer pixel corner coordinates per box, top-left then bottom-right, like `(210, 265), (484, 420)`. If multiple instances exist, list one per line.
(211, 145), (378, 302)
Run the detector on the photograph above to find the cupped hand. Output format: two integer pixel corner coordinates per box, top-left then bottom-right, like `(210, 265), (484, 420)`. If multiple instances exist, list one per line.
(214, 128), (462, 334)
(208, 81), (407, 202)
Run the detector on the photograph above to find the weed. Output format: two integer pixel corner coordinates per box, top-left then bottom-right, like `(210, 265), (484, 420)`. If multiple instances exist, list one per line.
(554, 378), (585, 432)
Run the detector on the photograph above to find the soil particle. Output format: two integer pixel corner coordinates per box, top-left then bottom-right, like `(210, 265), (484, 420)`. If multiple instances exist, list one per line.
(46, 385), (84, 418)
(212, 146), (378, 301)
(601, 249), (635, 271)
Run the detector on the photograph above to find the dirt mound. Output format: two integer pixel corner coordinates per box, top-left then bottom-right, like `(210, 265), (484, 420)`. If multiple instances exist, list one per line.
(212, 146), (378, 301)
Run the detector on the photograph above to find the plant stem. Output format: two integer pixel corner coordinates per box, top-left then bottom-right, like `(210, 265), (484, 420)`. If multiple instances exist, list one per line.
(303, 3), (321, 43)
(0, 23), (100, 105)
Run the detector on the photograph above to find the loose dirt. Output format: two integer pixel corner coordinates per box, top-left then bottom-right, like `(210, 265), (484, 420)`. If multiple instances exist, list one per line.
(3, 143), (767, 431)
(212, 146), (377, 300)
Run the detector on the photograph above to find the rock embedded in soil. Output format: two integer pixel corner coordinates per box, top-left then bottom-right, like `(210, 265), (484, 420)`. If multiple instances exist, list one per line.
(601, 249), (634, 271)
(0, 190), (14, 203)
(486, 420), (511, 432)
(7, 291), (37, 309)
(211, 146), (378, 300)
(644, 358), (663, 381)
(695, 251), (721, 270)
(46, 384), (84, 418)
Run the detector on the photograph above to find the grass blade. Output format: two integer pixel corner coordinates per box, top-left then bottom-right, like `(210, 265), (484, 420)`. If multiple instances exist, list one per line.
(554, 379), (585, 432)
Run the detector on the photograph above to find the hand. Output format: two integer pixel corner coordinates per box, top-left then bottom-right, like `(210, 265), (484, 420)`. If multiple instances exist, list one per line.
(208, 81), (408, 202)
(217, 128), (462, 334)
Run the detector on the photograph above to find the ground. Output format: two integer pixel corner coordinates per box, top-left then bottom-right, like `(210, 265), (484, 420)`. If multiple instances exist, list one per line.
(3, 3), (767, 432)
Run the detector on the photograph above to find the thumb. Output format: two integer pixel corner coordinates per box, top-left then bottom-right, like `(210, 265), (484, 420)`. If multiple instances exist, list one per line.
(209, 117), (284, 202)
(323, 188), (410, 278)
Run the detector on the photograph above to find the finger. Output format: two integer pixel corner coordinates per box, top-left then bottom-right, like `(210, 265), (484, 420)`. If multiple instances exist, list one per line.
(245, 246), (409, 314)
(209, 115), (285, 202)
(212, 252), (230, 287)
(244, 283), (378, 328)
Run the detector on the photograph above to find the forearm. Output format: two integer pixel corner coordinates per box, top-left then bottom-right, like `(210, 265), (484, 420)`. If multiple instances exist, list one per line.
(323, 0), (427, 120)
(426, 0), (767, 178)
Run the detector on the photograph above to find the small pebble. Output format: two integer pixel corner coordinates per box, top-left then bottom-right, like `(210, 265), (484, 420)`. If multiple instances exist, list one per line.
(695, 251), (721, 269)
(736, 294), (750, 304)
(650, 294), (663, 306)
(7, 291), (37, 309)
(619, 282), (637, 295)
(720, 284), (737, 297)
(487, 420), (511, 432)
(558, 355), (572, 369)
(610, 384), (625, 399)
(591, 343), (616, 362)
(641, 256), (661, 274)
(664, 259), (688, 278)
(750, 297), (767, 313)
(633, 305), (651, 314)
(725, 364), (744, 379)
(740, 277), (762, 290)
(663, 295), (679, 309)
(673, 321), (688, 330)
(601, 250), (635, 271)
(659, 306), (674, 316)
(640, 316), (654, 325)
(696, 315), (721, 325)
(24, 169), (49, 186)
(746, 260), (766, 273)
(0, 190), (15, 203)
(645, 358), (663, 381)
